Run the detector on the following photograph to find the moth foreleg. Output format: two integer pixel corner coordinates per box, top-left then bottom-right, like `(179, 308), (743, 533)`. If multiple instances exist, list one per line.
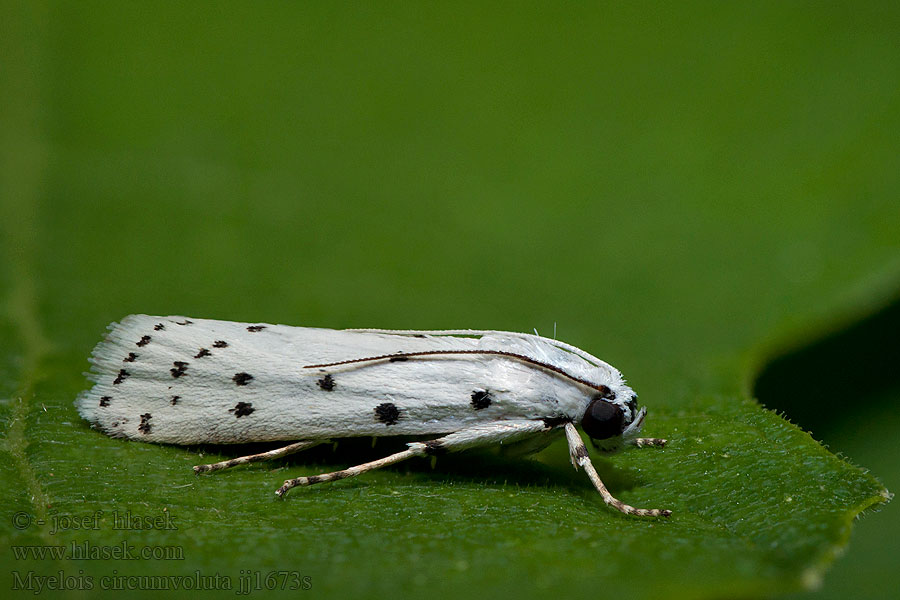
(193, 440), (325, 474)
(276, 420), (550, 497)
(630, 437), (667, 448)
(564, 423), (671, 518)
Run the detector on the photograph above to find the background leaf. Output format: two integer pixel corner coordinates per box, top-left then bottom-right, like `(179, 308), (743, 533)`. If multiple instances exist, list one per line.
(2, 2), (897, 599)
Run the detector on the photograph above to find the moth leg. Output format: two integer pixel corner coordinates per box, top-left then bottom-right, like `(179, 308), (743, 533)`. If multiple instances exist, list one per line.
(564, 422), (671, 518)
(276, 446), (421, 496)
(630, 437), (666, 448)
(276, 420), (549, 497)
(194, 440), (325, 473)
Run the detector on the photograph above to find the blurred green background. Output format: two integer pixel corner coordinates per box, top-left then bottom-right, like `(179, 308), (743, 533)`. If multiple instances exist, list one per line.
(2, 2), (898, 599)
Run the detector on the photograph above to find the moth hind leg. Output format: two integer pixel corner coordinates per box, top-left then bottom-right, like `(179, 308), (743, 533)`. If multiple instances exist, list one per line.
(276, 420), (550, 497)
(194, 440), (326, 473)
(275, 445), (422, 496)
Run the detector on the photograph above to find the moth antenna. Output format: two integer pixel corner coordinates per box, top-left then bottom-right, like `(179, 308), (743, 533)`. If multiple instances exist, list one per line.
(303, 349), (607, 393)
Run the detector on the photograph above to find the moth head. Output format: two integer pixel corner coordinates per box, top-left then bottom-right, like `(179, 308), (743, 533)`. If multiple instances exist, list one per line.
(581, 385), (646, 452)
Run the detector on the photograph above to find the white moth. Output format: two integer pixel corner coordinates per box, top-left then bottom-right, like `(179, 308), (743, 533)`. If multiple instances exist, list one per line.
(76, 315), (671, 517)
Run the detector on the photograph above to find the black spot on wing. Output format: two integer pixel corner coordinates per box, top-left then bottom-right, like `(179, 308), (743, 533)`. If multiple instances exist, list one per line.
(138, 413), (152, 434)
(389, 355), (408, 362)
(99, 396), (111, 407)
(247, 325), (266, 332)
(374, 402), (401, 425)
(113, 369), (129, 384)
(176, 320), (193, 326)
(136, 335), (151, 347)
(470, 390), (493, 410)
(170, 361), (188, 378)
(212, 340), (228, 348)
(233, 372), (254, 386)
(194, 348), (211, 358)
(229, 402), (255, 418)
(154, 323), (165, 331)
(123, 352), (138, 362)
(170, 395), (180, 405)
(318, 374), (335, 391)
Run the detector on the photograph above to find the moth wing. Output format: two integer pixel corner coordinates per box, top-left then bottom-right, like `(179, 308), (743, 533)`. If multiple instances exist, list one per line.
(77, 315), (588, 445)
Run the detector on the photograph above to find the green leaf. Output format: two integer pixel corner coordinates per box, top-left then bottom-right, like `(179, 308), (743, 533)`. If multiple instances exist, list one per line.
(2, 2), (896, 599)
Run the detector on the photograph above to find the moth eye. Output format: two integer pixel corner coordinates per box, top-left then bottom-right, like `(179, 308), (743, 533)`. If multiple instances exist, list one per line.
(581, 396), (625, 440)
